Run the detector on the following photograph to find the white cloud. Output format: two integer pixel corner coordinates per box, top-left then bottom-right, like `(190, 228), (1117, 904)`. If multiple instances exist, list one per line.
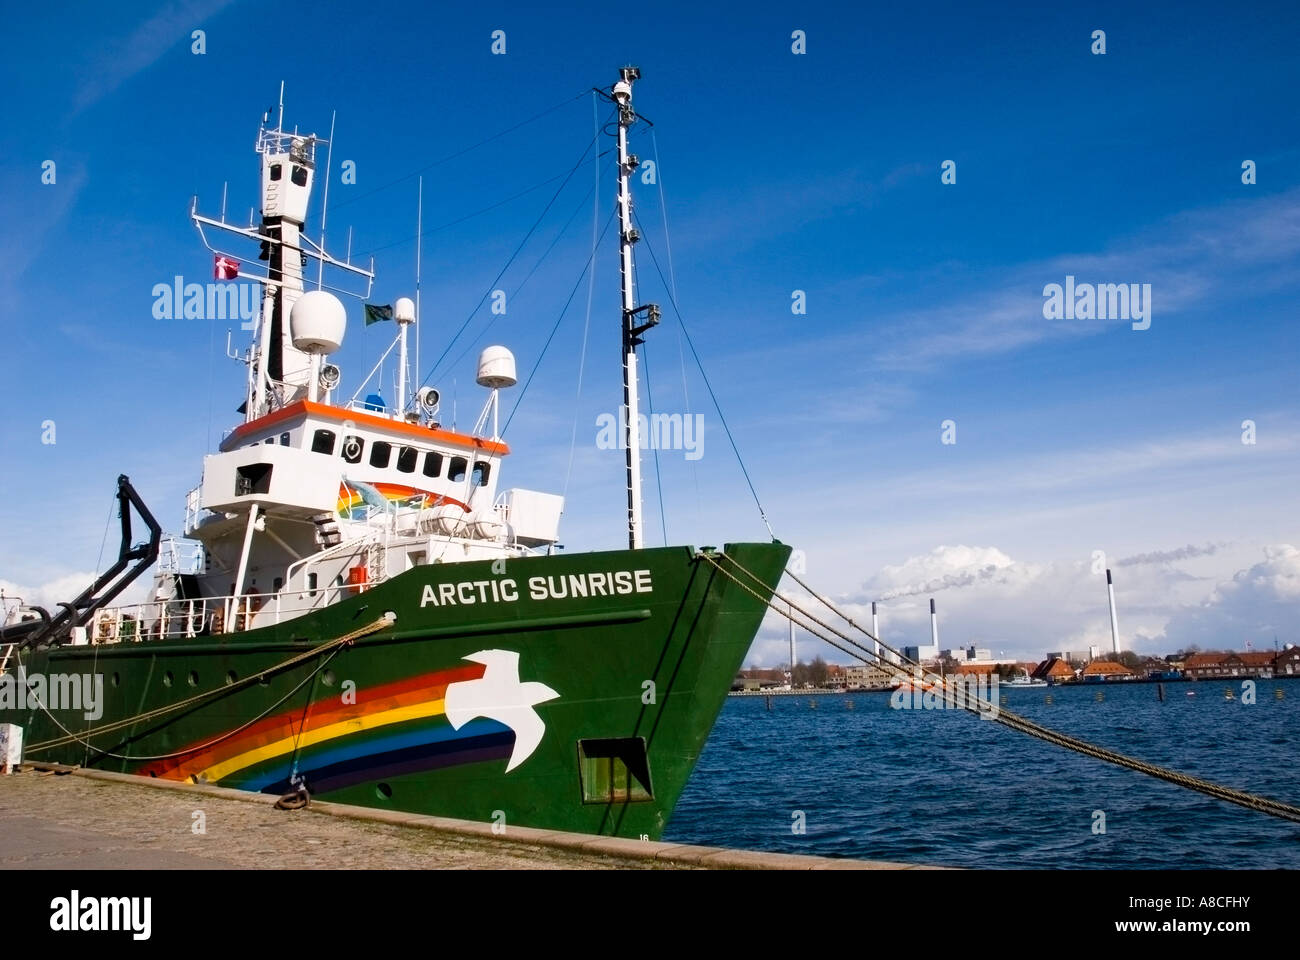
(745, 541), (1300, 667)
(1, 574), (97, 624)
(1150, 545), (1300, 650)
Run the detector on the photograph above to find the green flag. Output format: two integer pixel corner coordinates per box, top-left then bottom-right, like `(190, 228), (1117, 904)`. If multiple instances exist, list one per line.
(364, 303), (394, 325)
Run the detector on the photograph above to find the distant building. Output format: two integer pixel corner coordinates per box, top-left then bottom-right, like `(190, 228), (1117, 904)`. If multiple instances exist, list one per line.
(1032, 657), (1076, 682)
(842, 664), (895, 689)
(1137, 656), (1181, 680)
(1276, 647), (1300, 677)
(1183, 652), (1274, 680)
(732, 676), (782, 692)
(1080, 660), (1135, 682)
(1238, 651), (1276, 677)
(903, 644), (940, 663)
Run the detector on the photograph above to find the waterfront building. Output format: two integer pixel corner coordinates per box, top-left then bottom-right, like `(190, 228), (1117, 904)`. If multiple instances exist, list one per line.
(1080, 660), (1136, 682)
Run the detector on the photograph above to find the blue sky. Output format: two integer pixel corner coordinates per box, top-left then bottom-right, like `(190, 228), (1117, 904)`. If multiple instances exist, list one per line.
(2, 0), (1297, 663)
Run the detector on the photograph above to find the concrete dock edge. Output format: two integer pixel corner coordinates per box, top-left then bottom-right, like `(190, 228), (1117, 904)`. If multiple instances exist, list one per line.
(24, 762), (940, 870)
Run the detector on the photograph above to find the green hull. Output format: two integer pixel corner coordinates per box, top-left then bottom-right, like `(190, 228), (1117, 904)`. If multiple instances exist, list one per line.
(6, 542), (787, 839)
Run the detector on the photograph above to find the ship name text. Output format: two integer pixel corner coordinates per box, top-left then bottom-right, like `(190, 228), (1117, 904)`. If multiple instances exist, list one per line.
(420, 570), (653, 607)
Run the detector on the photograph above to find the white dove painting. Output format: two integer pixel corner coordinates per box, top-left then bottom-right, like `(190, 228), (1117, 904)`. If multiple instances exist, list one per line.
(443, 650), (560, 772)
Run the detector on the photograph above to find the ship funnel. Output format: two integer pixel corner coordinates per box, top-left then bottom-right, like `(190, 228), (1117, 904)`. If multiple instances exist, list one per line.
(290, 290), (346, 355)
(476, 346), (517, 389)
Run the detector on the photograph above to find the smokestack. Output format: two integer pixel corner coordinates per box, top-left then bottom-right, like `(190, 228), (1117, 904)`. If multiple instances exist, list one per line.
(930, 597), (939, 649)
(871, 601), (880, 662)
(1106, 569), (1120, 655)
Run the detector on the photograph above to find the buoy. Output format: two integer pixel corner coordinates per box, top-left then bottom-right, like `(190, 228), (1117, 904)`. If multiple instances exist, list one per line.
(1275, 688), (1285, 700)
(1094, 690), (1104, 702)
(1224, 688), (1234, 700)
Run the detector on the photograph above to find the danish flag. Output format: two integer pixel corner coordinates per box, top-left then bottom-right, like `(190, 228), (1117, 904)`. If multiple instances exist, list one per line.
(214, 255), (240, 280)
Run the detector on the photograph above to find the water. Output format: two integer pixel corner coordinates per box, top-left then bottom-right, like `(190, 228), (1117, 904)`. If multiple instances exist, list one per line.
(665, 682), (1300, 868)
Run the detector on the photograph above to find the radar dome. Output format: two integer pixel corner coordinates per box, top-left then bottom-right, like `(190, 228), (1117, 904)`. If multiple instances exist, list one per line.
(290, 291), (346, 355)
(476, 345), (517, 388)
(395, 297), (415, 323)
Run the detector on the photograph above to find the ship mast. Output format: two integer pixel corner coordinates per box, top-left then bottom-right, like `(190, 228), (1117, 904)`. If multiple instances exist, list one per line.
(613, 67), (659, 550)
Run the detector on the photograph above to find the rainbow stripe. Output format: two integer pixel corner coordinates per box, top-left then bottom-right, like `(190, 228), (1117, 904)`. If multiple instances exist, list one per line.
(140, 662), (513, 795)
(336, 481), (468, 520)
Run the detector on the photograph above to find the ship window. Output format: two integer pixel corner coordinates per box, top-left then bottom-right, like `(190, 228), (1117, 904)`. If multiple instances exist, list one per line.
(341, 435), (364, 463)
(396, 445), (418, 473)
(577, 737), (653, 804)
(370, 441), (392, 468)
(311, 429), (336, 455)
(291, 165), (308, 186)
(235, 463), (273, 496)
(472, 460), (491, 486)
(448, 456), (467, 482)
(307, 573), (318, 597)
(280, 432), (291, 446)
(423, 452), (443, 478)
(269, 163), (282, 181)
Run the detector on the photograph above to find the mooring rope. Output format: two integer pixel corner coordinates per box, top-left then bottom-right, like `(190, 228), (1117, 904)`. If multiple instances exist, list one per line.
(701, 551), (1300, 825)
(17, 614), (395, 761)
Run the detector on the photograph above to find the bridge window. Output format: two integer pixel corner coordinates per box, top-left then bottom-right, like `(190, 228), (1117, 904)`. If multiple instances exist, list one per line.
(472, 460), (491, 486)
(291, 165), (308, 187)
(280, 432), (291, 446)
(370, 441), (392, 468)
(269, 163), (282, 181)
(396, 445), (418, 473)
(341, 435), (364, 464)
(311, 429), (336, 454)
(423, 452), (443, 478)
(448, 456), (467, 483)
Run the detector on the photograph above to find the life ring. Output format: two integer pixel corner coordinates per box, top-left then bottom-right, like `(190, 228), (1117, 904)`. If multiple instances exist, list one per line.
(342, 436), (362, 460)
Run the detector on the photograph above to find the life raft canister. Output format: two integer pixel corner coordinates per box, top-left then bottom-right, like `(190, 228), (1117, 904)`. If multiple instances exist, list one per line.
(347, 565), (369, 594)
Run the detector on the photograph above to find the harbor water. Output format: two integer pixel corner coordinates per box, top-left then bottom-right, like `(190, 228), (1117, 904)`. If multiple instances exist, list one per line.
(666, 680), (1300, 868)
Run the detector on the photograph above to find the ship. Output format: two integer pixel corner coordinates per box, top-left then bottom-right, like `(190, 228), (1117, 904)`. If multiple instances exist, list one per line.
(0, 68), (789, 841)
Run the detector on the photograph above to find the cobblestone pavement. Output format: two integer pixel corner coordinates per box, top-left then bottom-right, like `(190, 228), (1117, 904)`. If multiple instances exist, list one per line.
(0, 770), (692, 869)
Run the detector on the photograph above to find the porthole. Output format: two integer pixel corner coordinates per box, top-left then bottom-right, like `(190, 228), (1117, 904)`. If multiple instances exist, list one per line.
(163, 671), (174, 688)
(376, 782), (393, 800)
(225, 670), (238, 686)
(187, 671), (199, 688)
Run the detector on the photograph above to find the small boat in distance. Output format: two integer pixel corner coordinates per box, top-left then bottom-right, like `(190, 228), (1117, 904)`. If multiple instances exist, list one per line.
(1004, 669), (1048, 689)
